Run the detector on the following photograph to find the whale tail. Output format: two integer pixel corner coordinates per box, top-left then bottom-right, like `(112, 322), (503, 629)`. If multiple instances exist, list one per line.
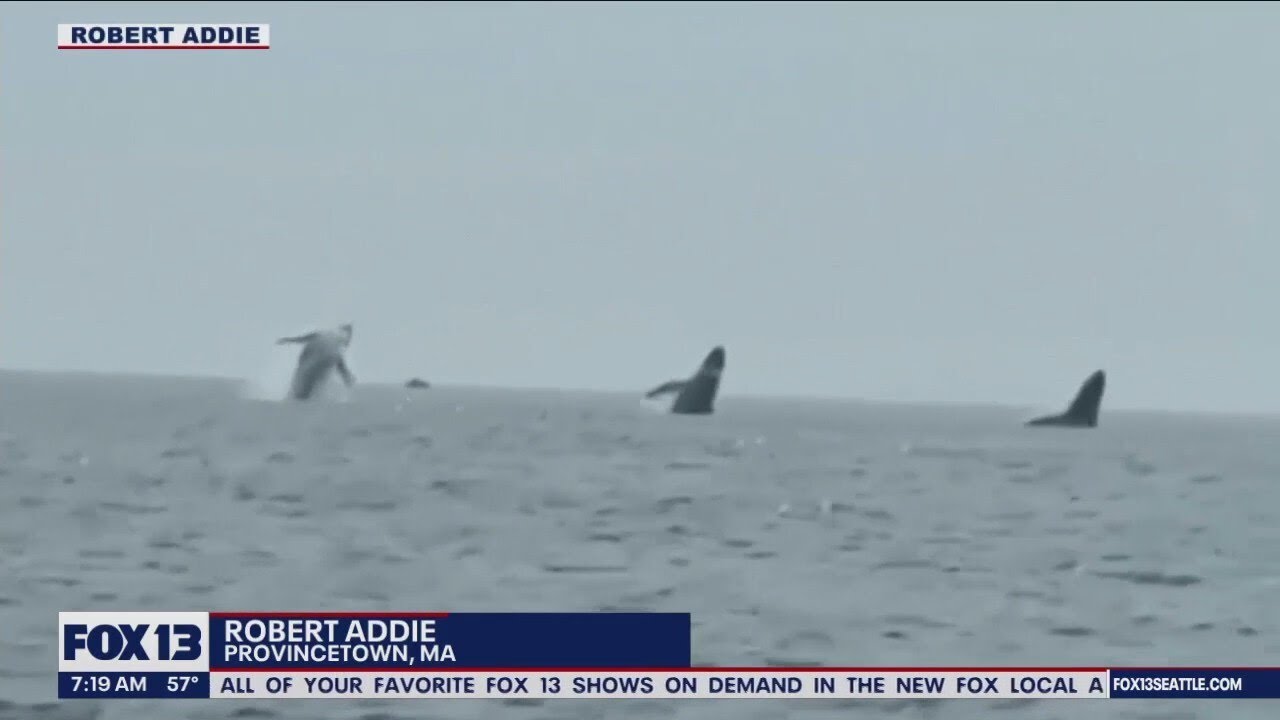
(1027, 370), (1106, 428)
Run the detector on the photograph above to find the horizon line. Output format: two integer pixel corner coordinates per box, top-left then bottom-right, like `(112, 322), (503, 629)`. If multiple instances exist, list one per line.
(3, 364), (1278, 421)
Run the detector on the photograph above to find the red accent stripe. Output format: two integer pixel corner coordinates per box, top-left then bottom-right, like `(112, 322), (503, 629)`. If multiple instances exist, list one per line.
(209, 612), (449, 618)
(209, 666), (1111, 673)
(57, 45), (269, 50)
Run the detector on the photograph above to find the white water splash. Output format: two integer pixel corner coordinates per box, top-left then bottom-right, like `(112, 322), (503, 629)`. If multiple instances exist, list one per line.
(239, 344), (299, 402)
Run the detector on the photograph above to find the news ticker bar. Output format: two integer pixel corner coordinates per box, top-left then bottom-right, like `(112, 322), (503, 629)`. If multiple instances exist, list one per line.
(55, 612), (1277, 701)
(57, 669), (1280, 700)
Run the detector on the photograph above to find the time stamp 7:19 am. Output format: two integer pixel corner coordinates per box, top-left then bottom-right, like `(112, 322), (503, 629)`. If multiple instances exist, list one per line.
(65, 674), (203, 694)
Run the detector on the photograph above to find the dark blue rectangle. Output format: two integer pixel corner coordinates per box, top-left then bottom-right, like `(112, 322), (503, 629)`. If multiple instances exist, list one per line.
(58, 672), (209, 699)
(1110, 669), (1271, 698)
(209, 612), (691, 669)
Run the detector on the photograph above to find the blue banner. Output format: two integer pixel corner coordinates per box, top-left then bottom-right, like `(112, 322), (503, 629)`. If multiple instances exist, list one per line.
(1109, 669), (1262, 699)
(58, 672), (209, 699)
(208, 612), (692, 669)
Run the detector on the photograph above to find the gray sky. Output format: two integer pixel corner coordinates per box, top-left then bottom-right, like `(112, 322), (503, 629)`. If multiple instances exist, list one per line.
(3, 2), (1279, 413)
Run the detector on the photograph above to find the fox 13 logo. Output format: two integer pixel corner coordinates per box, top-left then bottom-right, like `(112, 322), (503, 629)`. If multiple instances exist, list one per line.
(64, 623), (200, 661)
(59, 612), (209, 672)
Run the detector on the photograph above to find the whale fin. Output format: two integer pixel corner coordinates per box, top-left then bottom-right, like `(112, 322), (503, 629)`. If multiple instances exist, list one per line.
(1026, 370), (1106, 428)
(646, 380), (687, 399)
(336, 358), (356, 387)
(277, 332), (318, 345)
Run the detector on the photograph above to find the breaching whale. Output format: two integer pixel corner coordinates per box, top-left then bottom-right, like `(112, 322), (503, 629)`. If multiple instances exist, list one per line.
(1026, 370), (1106, 428)
(645, 346), (725, 415)
(277, 323), (356, 400)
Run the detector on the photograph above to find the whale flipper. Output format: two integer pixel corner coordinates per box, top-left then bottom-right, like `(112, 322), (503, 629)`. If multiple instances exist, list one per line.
(1026, 370), (1106, 428)
(277, 332), (318, 345)
(648, 346), (725, 415)
(336, 358), (356, 387)
(645, 380), (687, 399)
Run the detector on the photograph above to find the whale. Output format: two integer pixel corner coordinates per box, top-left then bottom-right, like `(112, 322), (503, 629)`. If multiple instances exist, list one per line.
(277, 323), (356, 400)
(645, 346), (725, 415)
(1026, 370), (1106, 428)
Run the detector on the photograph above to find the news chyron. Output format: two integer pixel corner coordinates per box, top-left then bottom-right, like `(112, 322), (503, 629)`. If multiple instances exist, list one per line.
(57, 23), (270, 50)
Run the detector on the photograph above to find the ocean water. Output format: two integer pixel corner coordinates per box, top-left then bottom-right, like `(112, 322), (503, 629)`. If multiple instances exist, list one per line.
(2, 369), (1279, 720)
